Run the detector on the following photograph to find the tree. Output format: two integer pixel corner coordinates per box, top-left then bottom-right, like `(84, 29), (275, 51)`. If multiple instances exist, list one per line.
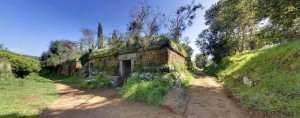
(167, 1), (203, 41)
(107, 29), (122, 47)
(127, 2), (151, 44)
(41, 39), (77, 68)
(196, 29), (231, 63)
(80, 28), (95, 49)
(0, 44), (8, 50)
(79, 38), (85, 51)
(195, 54), (207, 69)
(97, 23), (103, 49)
(145, 8), (163, 40)
(196, 0), (300, 64)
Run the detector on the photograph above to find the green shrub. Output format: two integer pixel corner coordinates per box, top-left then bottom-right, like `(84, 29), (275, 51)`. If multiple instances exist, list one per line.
(120, 78), (170, 105)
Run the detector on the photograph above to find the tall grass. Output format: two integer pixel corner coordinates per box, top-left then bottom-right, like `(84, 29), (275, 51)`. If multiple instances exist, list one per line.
(120, 78), (170, 105)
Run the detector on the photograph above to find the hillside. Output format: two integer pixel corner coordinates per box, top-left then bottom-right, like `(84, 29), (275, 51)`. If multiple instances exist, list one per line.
(205, 40), (300, 117)
(0, 50), (41, 77)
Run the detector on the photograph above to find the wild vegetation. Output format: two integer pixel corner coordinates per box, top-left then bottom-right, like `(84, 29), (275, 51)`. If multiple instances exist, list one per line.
(196, 0), (300, 63)
(0, 73), (57, 118)
(40, 1), (202, 74)
(120, 62), (195, 105)
(0, 50), (40, 77)
(205, 40), (300, 117)
(0, 49), (57, 117)
(194, 0), (300, 117)
(37, 2), (201, 106)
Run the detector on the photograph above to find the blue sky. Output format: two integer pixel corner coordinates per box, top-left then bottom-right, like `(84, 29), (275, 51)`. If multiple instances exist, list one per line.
(0, 0), (218, 59)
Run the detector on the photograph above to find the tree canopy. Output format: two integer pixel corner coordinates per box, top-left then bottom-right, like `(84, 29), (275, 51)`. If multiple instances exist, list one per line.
(196, 0), (300, 63)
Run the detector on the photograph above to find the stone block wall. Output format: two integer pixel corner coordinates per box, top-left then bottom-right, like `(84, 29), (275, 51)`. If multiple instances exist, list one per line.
(136, 47), (168, 65)
(59, 47), (187, 77)
(90, 56), (119, 76)
(56, 60), (81, 76)
(167, 48), (186, 65)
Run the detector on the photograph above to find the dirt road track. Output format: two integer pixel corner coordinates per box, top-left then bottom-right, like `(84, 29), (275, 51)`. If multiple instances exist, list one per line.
(40, 75), (266, 118)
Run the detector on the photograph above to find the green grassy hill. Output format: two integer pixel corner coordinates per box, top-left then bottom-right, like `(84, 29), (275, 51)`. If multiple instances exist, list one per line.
(206, 40), (300, 117)
(0, 51), (57, 118)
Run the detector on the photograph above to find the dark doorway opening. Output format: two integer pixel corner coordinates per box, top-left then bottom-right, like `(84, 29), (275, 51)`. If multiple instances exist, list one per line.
(123, 60), (131, 77)
(117, 60), (132, 87)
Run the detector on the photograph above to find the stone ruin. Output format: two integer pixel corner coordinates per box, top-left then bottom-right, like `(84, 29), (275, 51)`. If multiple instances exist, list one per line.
(57, 38), (188, 87)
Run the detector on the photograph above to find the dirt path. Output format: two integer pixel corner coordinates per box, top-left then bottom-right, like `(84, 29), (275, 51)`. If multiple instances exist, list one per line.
(41, 76), (264, 118)
(184, 75), (264, 118)
(40, 82), (179, 118)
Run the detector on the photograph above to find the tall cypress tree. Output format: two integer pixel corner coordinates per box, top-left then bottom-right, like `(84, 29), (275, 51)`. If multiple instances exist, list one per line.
(97, 23), (103, 49)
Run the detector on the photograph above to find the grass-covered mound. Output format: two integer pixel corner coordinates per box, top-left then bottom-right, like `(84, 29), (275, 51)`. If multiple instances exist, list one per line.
(0, 74), (57, 118)
(206, 40), (300, 117)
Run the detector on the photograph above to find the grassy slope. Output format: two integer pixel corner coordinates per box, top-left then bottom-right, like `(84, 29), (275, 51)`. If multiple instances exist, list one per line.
(206, 40), (300, 117)
(0, 74), (57, 118)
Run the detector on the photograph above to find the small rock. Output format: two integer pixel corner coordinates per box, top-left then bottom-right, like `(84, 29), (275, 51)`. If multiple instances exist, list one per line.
(233, 74), (240, 79)
(243, 76), (252, 87)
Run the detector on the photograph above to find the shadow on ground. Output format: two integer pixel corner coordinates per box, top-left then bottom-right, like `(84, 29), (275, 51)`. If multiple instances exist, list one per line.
(38, 75), (267, 118)
(39, 81), (179, 118)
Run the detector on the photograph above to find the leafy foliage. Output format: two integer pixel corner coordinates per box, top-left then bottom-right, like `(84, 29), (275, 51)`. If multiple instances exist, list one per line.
(195, 54), (207, 69)
(196, 0), (300, 63)
(40, 39), (77, 70)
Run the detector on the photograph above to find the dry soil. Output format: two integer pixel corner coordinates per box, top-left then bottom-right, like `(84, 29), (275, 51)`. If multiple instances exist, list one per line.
(40, 75), (266, 118)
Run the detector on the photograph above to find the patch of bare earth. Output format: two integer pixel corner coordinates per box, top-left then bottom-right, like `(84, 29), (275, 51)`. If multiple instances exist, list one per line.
(184, 75), (266, 118)
(41, 76), (267, 118)
(40, 82), (179, 118)
(20, 94), (41, 103)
